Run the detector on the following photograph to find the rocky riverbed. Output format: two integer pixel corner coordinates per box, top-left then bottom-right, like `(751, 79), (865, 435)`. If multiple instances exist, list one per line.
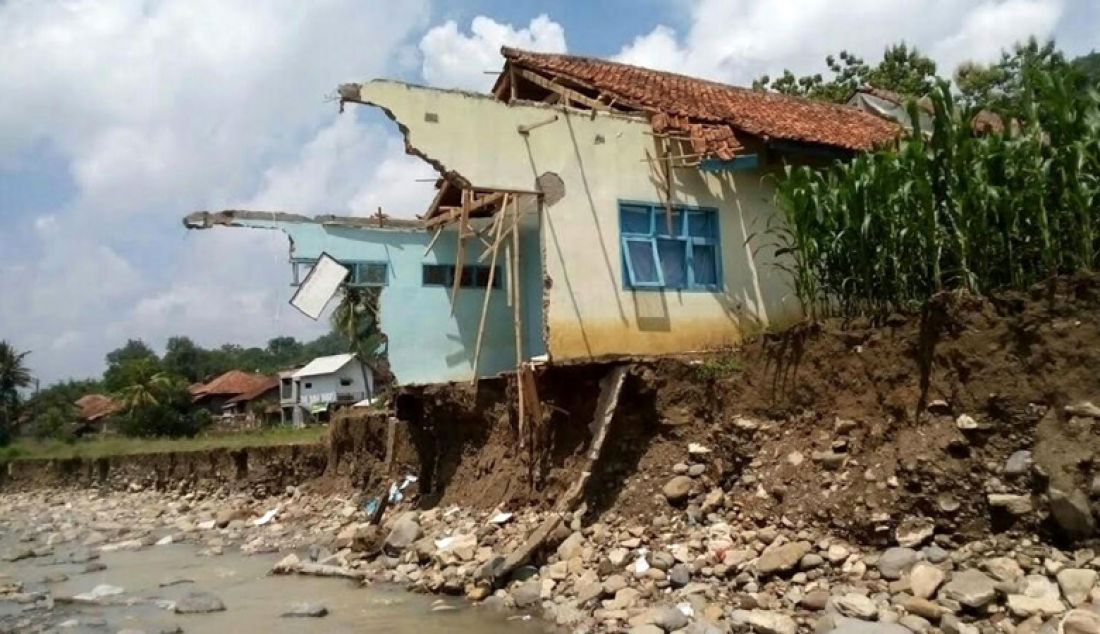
(5, 453), (1100, 634)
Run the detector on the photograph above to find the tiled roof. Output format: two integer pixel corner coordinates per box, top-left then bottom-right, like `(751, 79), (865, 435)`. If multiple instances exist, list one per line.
(74, 394), (116, 421)
(225, 376), (280, 405)
(192, 370), (273, 399)
(501, 47), (900, 154)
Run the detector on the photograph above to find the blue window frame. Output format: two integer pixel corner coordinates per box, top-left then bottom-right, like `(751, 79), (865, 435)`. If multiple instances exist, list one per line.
(291, 259), (388, 288)
(619, 202), (721, 291)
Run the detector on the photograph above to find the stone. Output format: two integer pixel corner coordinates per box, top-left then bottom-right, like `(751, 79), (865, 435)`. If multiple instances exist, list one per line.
(826, 544), (851, 563)
(922, 545), (949, 564)
(801, 553), (825, 569)
(669, 564), (691, 587)
(383, 513), (421, 555)
(877, 547), (920, 580)
(1066, 401), (1100, 419)
(608, 548), (630, 567)
(1049, 487), (1096, 540)
(812, 451), (846, 470)
(649, 551), (675, 571)
(730, 609), (796, 634)
(955, 414), (979, 430)
(899, 615), (932, 633)
(833, 593), (878, 620)
(1005, 450), (1033, 476)
(899, 597), (947, 621)
(941, 569), (997, 608)
(663, 476), (694, 505)
(1006, 594), (1065, 618)
(982, 557), (1024, 582)
(557, 532), (585, 561)
(1063, 609), (1100, 634)
(817, 615), (910, 634)
(688, 464), (706, 477)
(909, 562), (946, 599)
(801, 590), (830, 611)
(988, 493), (1033, 515)
(788, 451), (805, 466)
(511, 580), (541, 609)
(603, 574), (628, 594)
(575, 577), (603, 604)
(896, 518), (935, 548)
(645, 605), (688, 631)
(701, 488), (724, 513)
(281, 602), (328, 618)
(757, 541), (812, 576)
(1057, 568), (1098, 607)
(629, 626), (664, 634)
(174, 592), (226, 614)
(1020, 574), (1060, 599)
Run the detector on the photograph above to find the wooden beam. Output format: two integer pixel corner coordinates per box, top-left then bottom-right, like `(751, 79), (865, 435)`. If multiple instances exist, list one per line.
(515, 69), (608, 112)
(510, 195), (525, 448)
(450, 190), (470, 313)
(423, 191), (506, 228)
(423, 227), (443, 255)
(470, 194), (509, 387)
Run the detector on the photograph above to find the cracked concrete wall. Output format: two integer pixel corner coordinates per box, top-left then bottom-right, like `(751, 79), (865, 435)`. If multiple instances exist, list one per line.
(199, 216), (525, 385)
(354, 80), (802, 362)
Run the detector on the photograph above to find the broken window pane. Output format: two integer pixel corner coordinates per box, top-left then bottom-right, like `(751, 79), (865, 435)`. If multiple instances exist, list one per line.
(658, 239), (687, 287)
(624, 238), (661, 286)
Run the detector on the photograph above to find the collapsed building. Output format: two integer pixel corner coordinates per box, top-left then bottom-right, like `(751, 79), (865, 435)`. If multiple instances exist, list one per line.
(184, 47), (898, 397)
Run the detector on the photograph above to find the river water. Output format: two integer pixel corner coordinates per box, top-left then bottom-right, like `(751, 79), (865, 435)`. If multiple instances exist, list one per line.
(2, 542), (550, 633)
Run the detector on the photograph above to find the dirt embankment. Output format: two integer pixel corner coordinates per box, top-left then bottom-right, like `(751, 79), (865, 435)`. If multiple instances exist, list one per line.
(1, 443), (328, 496)
(5, 277), (1099, 546)
(381, 276), (1100, 545)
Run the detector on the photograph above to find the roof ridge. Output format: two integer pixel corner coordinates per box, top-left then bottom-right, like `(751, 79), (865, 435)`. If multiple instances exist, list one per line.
(499, 46), (877, 118)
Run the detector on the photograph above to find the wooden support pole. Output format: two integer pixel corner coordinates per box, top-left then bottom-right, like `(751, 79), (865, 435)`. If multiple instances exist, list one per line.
(470, 194), (509, 387)
(424, 226), (443, 255)
(510, 196), (526, 448)
(450, 190), (470, 314)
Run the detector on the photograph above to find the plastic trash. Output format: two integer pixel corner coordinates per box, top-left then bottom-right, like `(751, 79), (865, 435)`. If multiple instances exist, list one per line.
(253, 509), (279, 526)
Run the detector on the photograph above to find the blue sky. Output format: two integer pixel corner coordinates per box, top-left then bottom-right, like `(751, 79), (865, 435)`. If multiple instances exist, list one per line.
(1, 0), (1097, 385)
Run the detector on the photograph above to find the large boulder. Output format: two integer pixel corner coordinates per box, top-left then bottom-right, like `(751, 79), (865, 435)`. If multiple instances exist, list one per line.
(877, 547), (919, 580)
(383, 513), (422, 555)
(730, 609), (796, 634)
(174, 591), (226, 614)
(757, 541), (812, 576)
(662, 476), (695, 505)
(1049, 487), (1096, 540)
(940, 569), (997, 609)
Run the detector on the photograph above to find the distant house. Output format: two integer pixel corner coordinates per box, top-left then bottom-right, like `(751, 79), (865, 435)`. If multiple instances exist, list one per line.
(190, 370), (275, 425)
(222, 376), (280, 428)
(73, 394), (117, 436)
(286, 353), (374, 426)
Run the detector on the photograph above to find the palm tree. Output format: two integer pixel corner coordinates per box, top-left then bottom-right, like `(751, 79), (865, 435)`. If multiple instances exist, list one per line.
(0, 341), (32, 445)
(114, 370), (176, 413)
(330, 287), (385, 400)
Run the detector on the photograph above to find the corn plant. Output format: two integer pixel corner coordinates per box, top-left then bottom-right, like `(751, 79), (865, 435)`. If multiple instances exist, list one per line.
(772, 68), (1100, 318)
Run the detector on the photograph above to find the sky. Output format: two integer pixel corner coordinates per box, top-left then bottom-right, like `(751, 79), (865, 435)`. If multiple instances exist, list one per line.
(1, 0), (1097, 385)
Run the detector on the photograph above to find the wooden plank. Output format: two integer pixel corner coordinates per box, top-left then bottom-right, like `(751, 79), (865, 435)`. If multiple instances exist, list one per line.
(423, 227), (443, 255)
(470, 194), (509, 386)
(450, 190), (470, 313)
(516, 69), (607, 112)
(423, 192), (505, 228)
(510, 195), (525, 447)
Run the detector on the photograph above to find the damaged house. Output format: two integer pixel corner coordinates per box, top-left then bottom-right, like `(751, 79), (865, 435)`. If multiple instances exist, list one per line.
(184, 48), (898, 388)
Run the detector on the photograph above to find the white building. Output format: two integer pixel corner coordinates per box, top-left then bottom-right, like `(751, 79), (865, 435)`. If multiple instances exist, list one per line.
(285, 353), (374, 426)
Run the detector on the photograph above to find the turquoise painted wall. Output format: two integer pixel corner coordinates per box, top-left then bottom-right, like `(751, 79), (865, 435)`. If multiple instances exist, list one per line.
(239, 219), (544, 385)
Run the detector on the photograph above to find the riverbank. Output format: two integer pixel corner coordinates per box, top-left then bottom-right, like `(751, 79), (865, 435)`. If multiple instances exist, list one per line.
(1, 426), (325, 462)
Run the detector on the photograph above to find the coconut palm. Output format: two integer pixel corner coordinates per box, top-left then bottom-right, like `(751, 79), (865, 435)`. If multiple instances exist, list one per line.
(0, 341), (32, 446)
(330, 287), (385, 400)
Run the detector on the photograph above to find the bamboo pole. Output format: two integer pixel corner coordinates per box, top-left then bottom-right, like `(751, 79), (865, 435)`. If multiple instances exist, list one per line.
(510, 196), (526, 448)
(470, 195), (509, 387)
(450, 189), (470, 314)
(424, 227), (443, 255)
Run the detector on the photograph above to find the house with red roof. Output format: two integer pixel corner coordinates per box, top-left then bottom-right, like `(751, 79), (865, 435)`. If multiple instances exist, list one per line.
(184, 48), (898, 387)
(190, 369), (278, 427)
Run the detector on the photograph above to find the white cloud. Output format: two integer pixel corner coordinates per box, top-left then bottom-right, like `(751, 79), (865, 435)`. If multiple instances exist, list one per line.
(0, 0), (431, 383)
(614, 0), (1088, 86)
(419, 14), (567, 91)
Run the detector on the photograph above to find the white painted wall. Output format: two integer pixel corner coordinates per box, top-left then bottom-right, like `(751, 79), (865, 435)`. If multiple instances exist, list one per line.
(296, 359), (373, 405)
(356, 81), (802, 362)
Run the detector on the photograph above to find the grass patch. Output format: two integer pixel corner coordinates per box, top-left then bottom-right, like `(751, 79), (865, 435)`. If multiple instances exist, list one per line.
(3, 426), (326, 462)
(695, 351), (744, 381)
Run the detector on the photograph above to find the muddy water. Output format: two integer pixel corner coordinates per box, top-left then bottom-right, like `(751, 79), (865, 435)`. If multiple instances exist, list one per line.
(4, 543), (548, 633)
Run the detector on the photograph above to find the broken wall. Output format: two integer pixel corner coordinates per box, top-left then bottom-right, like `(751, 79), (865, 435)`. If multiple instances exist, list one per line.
(356, 81), (801, 362)
(226, 217), (542, 384)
